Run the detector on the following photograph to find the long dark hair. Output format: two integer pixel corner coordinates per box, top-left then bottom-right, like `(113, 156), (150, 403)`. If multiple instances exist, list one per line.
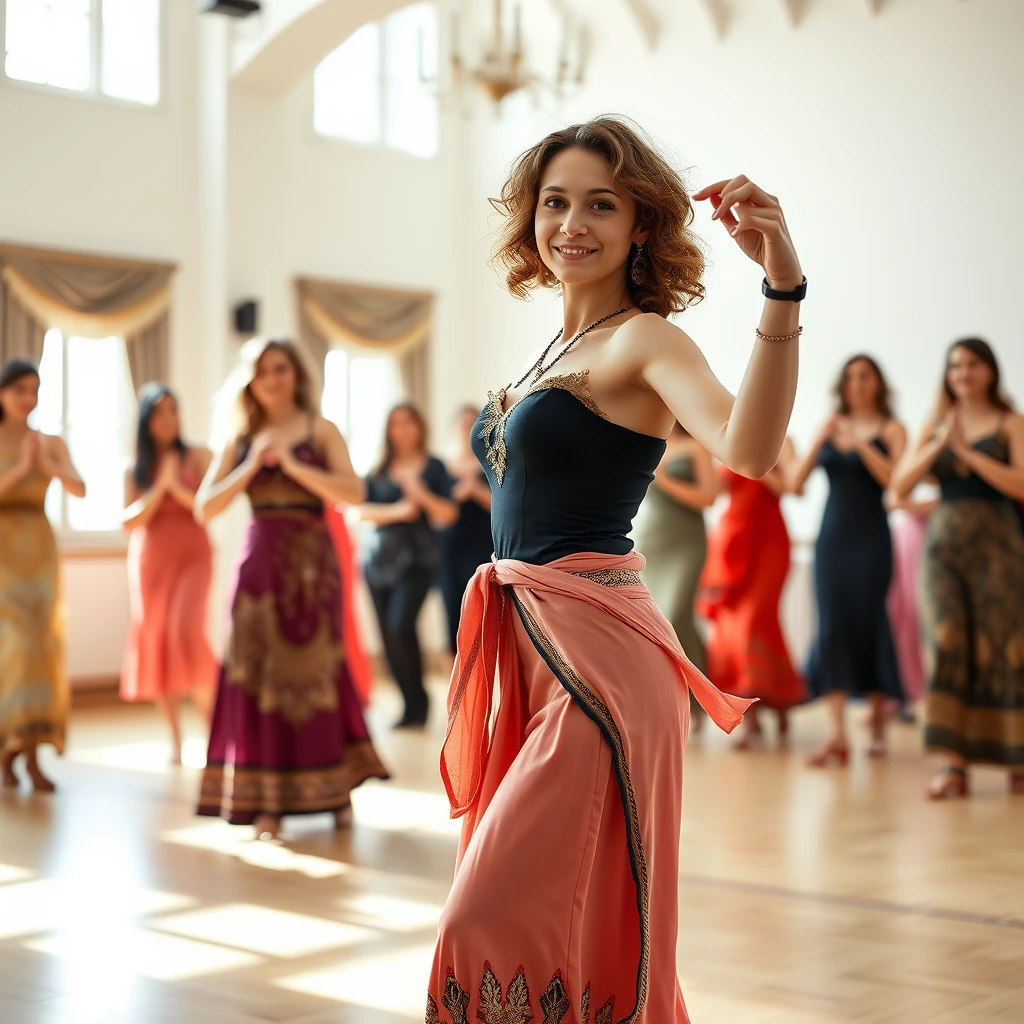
(942, 337), (1013, 412)
(132, 381), (186, 489)
(0, 358), (40, 423)
(374, 401), (428, 477)
(832, 354), (894, 419)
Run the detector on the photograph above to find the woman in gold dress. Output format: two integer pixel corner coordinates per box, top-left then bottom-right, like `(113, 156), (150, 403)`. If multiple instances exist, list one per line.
(0, 358), (86, 792)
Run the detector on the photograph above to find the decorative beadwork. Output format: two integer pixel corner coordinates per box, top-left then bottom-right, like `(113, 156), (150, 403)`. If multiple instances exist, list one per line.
(427, 967), (584, 1024)
(479, 371), (608, 486)
(571, 568), (644, 588)
(754, 325), (803, 343)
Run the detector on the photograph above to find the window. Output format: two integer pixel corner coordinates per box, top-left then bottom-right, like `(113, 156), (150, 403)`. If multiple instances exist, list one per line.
(31, 329), (137, 537)
(314, 1), (439, 159)
(322, 349), (402, 477)
(4, 0), (161, 106)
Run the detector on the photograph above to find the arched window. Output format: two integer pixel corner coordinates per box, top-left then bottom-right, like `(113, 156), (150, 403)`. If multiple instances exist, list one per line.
(314, 2), (439, 160)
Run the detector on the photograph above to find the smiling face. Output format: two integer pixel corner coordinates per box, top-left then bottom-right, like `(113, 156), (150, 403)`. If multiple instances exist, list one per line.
(534, 147), (646, 292)
(0, 372), (40, 425)
(946, 344), (996, 404)
(249, 345), (298, 413)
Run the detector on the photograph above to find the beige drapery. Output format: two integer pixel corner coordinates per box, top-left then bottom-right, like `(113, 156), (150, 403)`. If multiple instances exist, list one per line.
(296, 277), (434, 414)
(0, 243), (175, 390)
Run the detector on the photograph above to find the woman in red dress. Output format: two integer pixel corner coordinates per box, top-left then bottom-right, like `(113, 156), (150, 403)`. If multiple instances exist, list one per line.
(698, 438), (805, 747)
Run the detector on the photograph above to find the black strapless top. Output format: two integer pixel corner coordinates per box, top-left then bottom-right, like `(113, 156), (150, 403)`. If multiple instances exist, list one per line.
(472, 373), (666, 564)
(933, 433), (1013, 503)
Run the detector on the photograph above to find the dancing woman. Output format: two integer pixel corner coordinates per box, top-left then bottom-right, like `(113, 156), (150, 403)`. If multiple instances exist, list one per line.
(0, 358), (85, 792)
(891, 338), (1024, 799)
(428, 117), (802, 1023)
(791, 355), (905, 765)
(439, 405), (494, 671)
(195, 338), (389, 839)
(122, 383), (217, 763)
(698, 438), (805, 748)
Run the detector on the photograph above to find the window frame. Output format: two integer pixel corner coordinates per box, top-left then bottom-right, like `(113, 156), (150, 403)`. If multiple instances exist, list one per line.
(312, 1), (440, 161)
(0, 0), (166, 112)
(40, 330), (135, 552)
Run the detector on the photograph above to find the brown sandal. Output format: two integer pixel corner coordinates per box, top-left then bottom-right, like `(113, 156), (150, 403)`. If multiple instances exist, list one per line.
(926, 766), (968, 800)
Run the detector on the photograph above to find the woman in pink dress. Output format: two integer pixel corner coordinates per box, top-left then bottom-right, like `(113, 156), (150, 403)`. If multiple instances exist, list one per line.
(884, 493), (936, 709)
(121, 383), (217, 764)
(428, 117), (804, 1023)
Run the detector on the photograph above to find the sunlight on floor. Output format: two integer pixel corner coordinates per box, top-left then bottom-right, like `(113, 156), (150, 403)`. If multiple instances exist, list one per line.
(68, 737), (208, 773)
(333, 893), (442, 933)
(26, 927), (264, 982)
(0, 878), (194, 941)
(348, 786), (461, 837)
(275, 943), (435, 1017)
(152, 903), (376, 958)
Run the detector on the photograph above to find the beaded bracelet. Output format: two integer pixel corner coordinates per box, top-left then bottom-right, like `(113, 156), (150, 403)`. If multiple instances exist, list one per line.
(755, 326), (803, 342)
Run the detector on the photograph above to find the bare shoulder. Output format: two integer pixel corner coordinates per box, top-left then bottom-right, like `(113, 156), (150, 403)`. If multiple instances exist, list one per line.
(313, 414), (344, 443)
(189, 445), (214, 473)
(38, 432), (67, 454)
(1004, 411), (1024, 438)
(883, 418), (907, 442)
(615, 313), (703, 372)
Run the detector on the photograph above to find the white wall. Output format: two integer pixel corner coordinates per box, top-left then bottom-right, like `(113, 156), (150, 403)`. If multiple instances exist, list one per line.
(460, 0), (1024, 541)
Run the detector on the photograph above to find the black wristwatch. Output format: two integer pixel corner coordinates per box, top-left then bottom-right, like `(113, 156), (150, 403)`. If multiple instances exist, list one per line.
(762, 276), (807, 302)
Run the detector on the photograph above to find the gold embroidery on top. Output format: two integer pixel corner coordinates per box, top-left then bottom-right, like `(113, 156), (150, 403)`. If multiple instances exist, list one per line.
(571, 568), (643, 588)
(478, 964), (533, 1024)
(511, 594), (651, 1024)
(479, 371), (607, 486)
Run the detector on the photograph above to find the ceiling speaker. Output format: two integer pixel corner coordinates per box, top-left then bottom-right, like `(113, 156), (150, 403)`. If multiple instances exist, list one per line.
(201, 1), (261, 17)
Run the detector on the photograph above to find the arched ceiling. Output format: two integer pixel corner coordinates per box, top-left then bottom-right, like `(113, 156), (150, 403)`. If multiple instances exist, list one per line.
(231, 0), (413, 94)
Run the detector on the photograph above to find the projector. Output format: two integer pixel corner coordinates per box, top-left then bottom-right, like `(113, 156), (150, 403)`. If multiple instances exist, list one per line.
(201, 1), (261, 16)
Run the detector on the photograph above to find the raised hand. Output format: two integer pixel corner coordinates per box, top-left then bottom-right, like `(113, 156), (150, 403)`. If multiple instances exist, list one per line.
(246, 433), (276, 472)
(18, 431), (42, 473)
(694, 175), (803, 290)
(157, 449), (181, 488)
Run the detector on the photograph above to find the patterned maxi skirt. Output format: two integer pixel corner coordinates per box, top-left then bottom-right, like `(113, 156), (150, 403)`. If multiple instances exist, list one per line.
(920, 499), (1024, 765)
(198, 511), (389, 823)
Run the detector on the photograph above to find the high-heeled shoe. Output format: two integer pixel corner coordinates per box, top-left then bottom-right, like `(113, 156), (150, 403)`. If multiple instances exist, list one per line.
(805, 742), (850, 768)
(926, 766), (968, 800)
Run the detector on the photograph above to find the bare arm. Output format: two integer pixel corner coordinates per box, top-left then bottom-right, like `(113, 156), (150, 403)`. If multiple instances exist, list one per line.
(123, 470), (166, 530)
(652, 445), (718, 511)
(853, 419), (907, 490)
(891, 416), (946, 500)
(405, 474), (459, 529)
(789, 420), (834, 496)
(359, 499), (422, 526)
(641, 174), (803, 479)
(164, 447), (214, 513)
(194, 438), (259, 524)
(41, 436), (86, 498)
(278, 419), (366, 506)
(951, 415), (1024, 501)
(456, 475), (492, 512)
(762, 436), (797, 497)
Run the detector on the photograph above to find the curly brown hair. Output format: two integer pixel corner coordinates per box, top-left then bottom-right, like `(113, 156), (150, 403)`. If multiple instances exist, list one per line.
(490, 115), (706, 318)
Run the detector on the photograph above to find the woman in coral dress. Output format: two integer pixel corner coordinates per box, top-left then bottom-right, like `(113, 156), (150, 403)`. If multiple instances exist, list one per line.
(121, 383), (217, 763)
(698, 438), (805, 747)
(427, 118), (803, 1023)
(195, 338), (389, 840)
(0, 358), (86, 793)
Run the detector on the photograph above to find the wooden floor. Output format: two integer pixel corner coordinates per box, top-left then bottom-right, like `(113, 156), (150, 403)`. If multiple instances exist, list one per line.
(1, 681), (1022, 1024)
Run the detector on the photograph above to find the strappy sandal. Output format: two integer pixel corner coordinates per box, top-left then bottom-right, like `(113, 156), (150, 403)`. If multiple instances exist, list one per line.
(926, 766), (968, 800)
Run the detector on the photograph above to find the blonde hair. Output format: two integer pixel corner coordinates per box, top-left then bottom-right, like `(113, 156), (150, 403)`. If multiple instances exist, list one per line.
(490, 115), (706, 318)
(212, 337), (320, 445)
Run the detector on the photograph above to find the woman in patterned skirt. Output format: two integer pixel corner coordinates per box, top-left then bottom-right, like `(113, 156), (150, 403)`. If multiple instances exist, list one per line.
(195, 338), (389, 839)
(892, 337), (1024, 798)
(0, 358), (85, 792)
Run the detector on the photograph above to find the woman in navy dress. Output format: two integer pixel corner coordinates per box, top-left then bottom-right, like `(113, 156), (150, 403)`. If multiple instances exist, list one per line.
(792, 355), (906, 766)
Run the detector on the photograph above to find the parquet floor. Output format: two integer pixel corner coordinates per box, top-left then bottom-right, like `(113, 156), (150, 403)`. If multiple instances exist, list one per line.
(1, 682), (1021, 1024)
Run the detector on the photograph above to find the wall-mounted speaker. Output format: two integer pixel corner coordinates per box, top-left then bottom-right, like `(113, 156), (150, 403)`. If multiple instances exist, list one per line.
(201, 1), (261, 18)
(233, 300), (258, 335)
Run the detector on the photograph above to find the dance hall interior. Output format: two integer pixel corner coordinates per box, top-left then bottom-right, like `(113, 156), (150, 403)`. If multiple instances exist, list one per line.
(1, 1), (1022, 1022)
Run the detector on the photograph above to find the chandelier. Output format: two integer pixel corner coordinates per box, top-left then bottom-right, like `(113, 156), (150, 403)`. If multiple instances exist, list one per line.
(438, 0), (587, 108)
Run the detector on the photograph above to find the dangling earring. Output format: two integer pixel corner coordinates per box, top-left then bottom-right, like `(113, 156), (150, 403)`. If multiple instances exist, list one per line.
(631, 243), (646, 286)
